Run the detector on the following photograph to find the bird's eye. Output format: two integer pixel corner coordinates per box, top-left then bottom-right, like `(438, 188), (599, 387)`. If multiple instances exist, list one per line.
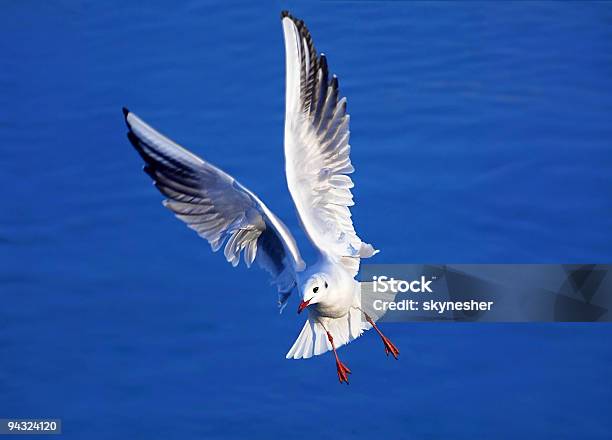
(313, 287), (319, 293)
(325, 282), (328, 288)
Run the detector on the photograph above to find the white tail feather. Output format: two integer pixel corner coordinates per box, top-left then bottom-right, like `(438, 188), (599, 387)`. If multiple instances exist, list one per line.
(286, 305), (371, 359)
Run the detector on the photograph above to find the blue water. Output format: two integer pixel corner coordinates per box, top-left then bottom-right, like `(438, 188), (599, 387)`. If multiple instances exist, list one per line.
(2, 1), (612, 439)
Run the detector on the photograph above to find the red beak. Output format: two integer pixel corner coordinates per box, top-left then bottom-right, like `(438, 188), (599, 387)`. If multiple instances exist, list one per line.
(297, 299), (311, 314)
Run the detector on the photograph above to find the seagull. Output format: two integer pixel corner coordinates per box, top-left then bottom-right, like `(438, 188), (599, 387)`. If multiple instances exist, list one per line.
(123, 11), (399, 384)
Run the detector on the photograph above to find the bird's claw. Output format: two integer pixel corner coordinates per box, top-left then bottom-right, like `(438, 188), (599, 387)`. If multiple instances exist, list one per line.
(382, 336), (399, 360)
(336, 360), (351, 384)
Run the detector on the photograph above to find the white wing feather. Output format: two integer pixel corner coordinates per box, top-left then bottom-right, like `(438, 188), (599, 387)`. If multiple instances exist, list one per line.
(281, 12), (378, 277)
(124, 108), (305, 307)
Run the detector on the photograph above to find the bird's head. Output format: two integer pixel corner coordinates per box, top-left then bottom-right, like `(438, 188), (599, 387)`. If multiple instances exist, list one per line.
(298, 273), (330, 314)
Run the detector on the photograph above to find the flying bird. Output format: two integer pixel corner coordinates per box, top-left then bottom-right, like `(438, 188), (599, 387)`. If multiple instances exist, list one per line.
(123, 11), (399, 384)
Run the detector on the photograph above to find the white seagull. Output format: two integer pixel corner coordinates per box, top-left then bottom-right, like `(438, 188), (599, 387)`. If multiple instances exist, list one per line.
(123, 11), (399, 384)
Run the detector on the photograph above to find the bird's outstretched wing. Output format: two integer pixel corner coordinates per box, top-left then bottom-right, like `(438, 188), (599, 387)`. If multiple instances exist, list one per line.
(281, 12), (378, 277)
(124, 108), (305, 307)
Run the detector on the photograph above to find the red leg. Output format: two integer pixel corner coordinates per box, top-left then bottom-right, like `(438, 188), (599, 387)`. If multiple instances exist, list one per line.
(365, 314), (399, 360)
(327, 332), (351, 384)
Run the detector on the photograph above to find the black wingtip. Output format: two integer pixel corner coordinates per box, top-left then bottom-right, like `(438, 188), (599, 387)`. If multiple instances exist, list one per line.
(320, 54), (327, 68)
(127, 131), (140, 150)
(122, 107), (132, 129)
(281, 10), (303, 28)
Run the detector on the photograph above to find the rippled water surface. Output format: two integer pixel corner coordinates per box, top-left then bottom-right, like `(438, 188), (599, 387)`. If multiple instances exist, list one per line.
(2, 2), (612, 439)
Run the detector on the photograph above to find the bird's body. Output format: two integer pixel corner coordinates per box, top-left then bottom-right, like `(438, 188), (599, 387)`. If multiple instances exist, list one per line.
(123, 11), (398, 384)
